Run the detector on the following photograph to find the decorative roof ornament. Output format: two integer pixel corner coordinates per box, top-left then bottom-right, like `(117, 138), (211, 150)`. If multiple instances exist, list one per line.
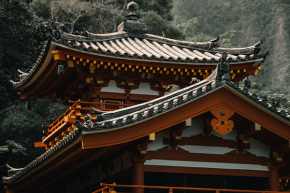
(244, 76), (251, 89)
(57, 62), (65, 75)
(215, 52), (232, 81)
(120, 1), (148, 33)
(126, 1), (139, 20)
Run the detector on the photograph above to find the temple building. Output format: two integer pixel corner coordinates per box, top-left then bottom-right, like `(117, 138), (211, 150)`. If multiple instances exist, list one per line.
(6, 2), (290, 193)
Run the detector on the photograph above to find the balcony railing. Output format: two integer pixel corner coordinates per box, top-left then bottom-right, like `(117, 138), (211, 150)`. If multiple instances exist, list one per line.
(94, 183), (279, 193)
(45, 103), (76, 135)
(69, 100), (132, 112)
(41, 101), (133, 149)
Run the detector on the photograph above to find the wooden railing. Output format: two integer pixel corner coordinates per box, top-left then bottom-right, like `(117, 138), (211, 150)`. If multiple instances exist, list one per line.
(94, 183), (279, 193)
(42, 101), (133, 148)
(69, 100), (132, 111)
(46, 103), (76, 134)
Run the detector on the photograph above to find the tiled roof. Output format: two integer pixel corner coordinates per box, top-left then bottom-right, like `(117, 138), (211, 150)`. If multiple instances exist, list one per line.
(4, 67), (288, 185)
(75, 67), (289, 133)
(2, 128), (81, 184)
(9, 27), (269, 89)
(57, 30), (264, 62)
(9, 39), (51, 88)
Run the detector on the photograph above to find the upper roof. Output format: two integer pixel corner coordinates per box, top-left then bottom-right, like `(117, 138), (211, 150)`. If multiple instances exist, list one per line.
(9, 1), (269, 90)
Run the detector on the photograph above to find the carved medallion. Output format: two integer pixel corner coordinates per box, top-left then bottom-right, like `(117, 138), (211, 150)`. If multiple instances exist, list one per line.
(211, 105), (235, 136)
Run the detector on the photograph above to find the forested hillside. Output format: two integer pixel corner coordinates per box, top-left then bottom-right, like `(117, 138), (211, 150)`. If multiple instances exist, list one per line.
(0, 0), (290, 192)
(173, 0), (290, 94)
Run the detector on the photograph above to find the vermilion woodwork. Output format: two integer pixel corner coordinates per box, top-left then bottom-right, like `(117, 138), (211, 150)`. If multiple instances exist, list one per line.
(97, 183), (272, 193)
(237, 123), (261, 151)
(273, 141), (290, 154)
(169, 122), (190, 149)
(34, 142), (46, 148)
(144, 165), (269, 177)
(164, 134), (239, 149)
(146, 148), (268, 166)
(211, 105), (235, 136)
(268, 161), (281, 191)
(238, 123), (261, 137)
(203, 115), (213, 137)
(132, 157), (145, 193)
(82, 88), (290, 149)
(137, 134), (155, 158)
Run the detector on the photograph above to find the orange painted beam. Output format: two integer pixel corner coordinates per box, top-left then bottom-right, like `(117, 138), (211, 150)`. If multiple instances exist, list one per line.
(82, 87), (290, 149)
(34, 142), (46, 148)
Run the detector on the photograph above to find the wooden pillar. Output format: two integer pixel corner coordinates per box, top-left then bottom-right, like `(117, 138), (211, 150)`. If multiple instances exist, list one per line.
(125, 88), (131, 106)
(267, 164), (280, 191)
(93, 87), (101, 109)
(132, 159), (145, 193)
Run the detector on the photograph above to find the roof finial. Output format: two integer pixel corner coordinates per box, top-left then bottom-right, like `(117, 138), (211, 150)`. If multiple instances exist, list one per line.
(127, 1), (138, 14)
(126, 1), (139, 21)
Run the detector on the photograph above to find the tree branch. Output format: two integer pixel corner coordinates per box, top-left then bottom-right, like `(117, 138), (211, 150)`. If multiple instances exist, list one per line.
(115, 0), (127, 22)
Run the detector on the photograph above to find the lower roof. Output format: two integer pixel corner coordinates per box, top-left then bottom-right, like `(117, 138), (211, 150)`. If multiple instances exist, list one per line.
(4, 67), (290, 187)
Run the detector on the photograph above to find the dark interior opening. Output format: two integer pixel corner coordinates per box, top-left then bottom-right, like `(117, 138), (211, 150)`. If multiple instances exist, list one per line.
(144, 172), (266, 193)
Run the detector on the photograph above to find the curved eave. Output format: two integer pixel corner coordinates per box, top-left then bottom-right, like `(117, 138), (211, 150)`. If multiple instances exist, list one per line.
(2, 128), (82, 185)
(80, 81), (290, 149)
(10, 39), (54, 89)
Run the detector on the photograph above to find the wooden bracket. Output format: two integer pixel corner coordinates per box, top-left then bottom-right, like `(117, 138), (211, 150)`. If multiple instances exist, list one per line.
(203, 115), (213, 137)
(272, 141), (290, 154)
(137, 133), (155, 159)
(170, 119), (191, 149)
(237, 123), (261, 151)
(238, 123), (261, 136)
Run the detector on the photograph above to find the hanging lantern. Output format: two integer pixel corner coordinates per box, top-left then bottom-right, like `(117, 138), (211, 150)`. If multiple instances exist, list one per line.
(58, 63), (65, 75)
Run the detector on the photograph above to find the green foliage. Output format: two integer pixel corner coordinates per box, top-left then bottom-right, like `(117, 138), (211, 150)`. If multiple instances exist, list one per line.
(219, 29), (243, 47)
(0, 140), (27, 156)
(186, 33), (215, 42)
(30, 0), (51, 20)
(0, 0), (50, 111)
(139, 11), (185, 40)
(0, 99), (68, 167)
(135, 0), (174, 21)
(176, 17), (198, 33)
(239, 79), (290, 112)
(174, 0), (290, 93)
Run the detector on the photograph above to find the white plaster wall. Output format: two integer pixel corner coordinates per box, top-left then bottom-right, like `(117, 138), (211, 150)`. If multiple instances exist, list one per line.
(144, 160), (268, 171)
(123, 157), (133, 169)
(147, 129), (171, 151)
(211, 127), (237, 141)
(131, 82), (159, 95)
(247, 137), (270, 158)
(180, 145), (236, 155)
(146, 116), (270, 171)
(111, 157), (122, 175)
(99, 169), (107, 181)
(88, 170), (98, 186)
(181, 116), (204, 137)
(100, 80), (125, 93)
